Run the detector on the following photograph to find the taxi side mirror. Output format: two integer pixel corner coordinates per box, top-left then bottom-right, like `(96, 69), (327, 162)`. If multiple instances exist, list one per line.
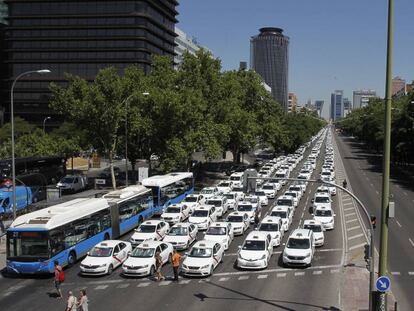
(238, 246), (242, 250)
(113, 252), (119, 256)
(127, 251), (131, 256)
(86, 252), (90, 256)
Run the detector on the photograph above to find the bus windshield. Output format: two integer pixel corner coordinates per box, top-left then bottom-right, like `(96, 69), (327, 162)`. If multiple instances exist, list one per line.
(7, 231), (50, 261)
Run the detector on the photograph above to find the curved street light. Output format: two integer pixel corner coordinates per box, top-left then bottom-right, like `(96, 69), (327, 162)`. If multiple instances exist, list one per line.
(43, 116), (51, 133)
(10, 69), (51, 220)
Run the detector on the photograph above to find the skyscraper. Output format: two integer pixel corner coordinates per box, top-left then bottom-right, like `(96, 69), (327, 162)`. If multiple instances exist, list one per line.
(353, 90), (377, 109)
(174, 27), (211, 66)
(343, 97), (352, 117)
(2, 0), (178, 126)
(250, 27), (289, 109)
(314, 100), (324, 117)
(330, 90), (344, 121)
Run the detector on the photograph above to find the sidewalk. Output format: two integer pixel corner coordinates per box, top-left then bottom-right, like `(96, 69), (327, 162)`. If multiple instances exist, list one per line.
(0, 234), (6, 271)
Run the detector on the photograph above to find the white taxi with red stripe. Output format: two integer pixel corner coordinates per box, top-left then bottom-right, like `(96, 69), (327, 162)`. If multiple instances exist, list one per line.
(80, 240), (132, 275)
(163, 223), (198, 250)
(188, 205), (218, 230)
(181, 240), (224, 277)
(130, 220), (170, 246)
(203, 222), (234, 250)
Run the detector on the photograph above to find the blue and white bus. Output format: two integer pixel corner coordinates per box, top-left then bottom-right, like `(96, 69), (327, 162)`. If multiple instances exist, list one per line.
(6, 185), (153, 274)
(142, 172), (194, 215)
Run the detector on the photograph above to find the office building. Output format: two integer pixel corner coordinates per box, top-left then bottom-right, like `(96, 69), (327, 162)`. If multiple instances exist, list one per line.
(288, 93), (297, 113)
(174, 27), (211, 66)
(250, 27), (289, 109)
(2, 0), (178, 126)
(0, 1), (7, 24)
(343, 97), (352, 117)
(353, 90), (376, 109)
(239, 61), (247, 71)
(392, 76), (406, 97)
(314, 100), (324, 117)
(331, 90), (344, 121)
(407, 81), (413, 94)
(0, 3), (7, 125)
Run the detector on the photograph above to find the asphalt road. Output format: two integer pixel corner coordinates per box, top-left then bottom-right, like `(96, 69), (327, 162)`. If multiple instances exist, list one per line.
(335, 131), (414, 310)
(0, 133), (351, 311)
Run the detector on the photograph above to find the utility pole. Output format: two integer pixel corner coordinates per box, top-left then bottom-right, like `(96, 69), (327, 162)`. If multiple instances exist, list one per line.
(377, 0), (393, 309)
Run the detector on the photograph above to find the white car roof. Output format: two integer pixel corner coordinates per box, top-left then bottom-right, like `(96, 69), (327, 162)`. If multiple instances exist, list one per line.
(171, 222), (193, 229)
(290, 229), (312, 239)
(271, 206), (289, 212)
(315, 193), (330, 198)
(228, 211), (246, 217)
(209, 222), (230, 228)
(141, 220), (165, 225)
(195, 205), (214, 211)
(245, 231), (269, 241)
(95, 240), (125, 248)
(261, 216), (281, 223)
(193, 240), (217, 248)
(277, 195), (293, 200)
(137, 240), (164, 248)
(303, 219), (322, 226)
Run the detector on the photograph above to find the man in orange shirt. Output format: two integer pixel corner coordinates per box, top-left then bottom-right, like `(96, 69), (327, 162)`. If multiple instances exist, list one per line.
(171, 249), (181, 282)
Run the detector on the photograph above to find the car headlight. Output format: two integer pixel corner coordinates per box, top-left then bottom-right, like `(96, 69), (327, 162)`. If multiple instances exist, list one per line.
(177, 242), (186, 245)
(305, 253), (311, 258)
(201, 264), (210, 269)
(182, 264), (188, 269)
(99, 264), (107, 267)
(143, 264), (149, 268)
(261, 255), (266, 260)
(222, 239), (228, 244)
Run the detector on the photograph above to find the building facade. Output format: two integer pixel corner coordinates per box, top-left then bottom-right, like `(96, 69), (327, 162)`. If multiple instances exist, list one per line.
(343, 97), (352, 117)
(250, 27), (289, 109)
(174, 27), (201, 65)
(0, 1), (8, 24)
(314, 100), (324, 117)
(2, 0), (178, 126)
(330, 90), (344, 121)
(353, 90), (376, 109)
(392, 76), (406, 97)
(288, 92), (297, 113)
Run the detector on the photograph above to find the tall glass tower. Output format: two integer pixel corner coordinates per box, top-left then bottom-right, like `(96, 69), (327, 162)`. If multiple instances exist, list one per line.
(250, 27), (289, 109)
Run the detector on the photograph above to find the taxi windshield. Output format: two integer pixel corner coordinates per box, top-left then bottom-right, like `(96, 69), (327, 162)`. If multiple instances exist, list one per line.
(165, 207), (181, 213)
(206, 200), (222, 207)
(304, 224), (322, 232)
(89, 247), (112, 257)
(315, 209), (332, 217)
(227, 215), (243, 222)
(218, 182), (230, 187)
(262, 185), (274, 190)
(201, 189), (213, 194)
(242, 240), (265, 251)
(189, 247), (212, 258)
(137, 225), (156, 233)
(238, 205), (253, 212)
(168, 227), (188, 236)
(131, 247), (155, 258)
(259, 223), (279, 231)
(184, 196), (197, 202)
(206, 227), (226, 235)
(223, 193), (234, 199)
(270, 211), (287, 218)
(192, 210), (209, 217)
(287, 238), (310, 249)
(277, 199), (292, 206)
(315, 197), (330, 203)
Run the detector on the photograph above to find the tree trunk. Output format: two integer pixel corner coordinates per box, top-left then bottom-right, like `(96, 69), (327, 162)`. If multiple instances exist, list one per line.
(109, 150), (117, 190)
(231, 148), (239, 164)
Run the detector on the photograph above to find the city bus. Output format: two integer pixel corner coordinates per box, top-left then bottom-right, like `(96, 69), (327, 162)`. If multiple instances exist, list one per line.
(6, 185), (153, 274)
(142, 172), (194, 214)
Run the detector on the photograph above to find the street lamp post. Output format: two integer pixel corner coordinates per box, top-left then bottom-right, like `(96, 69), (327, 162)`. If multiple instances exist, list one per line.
(43, 116), (51, 133)
(10, 69), (51, 220)
(248, 176), (376, 311)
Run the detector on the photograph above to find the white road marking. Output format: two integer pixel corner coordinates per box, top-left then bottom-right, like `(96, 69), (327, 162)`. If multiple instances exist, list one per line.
(346, 219), (358, 224)
(366, 177), (369, 180)
(218, 277), (229, 282)
(159, 281), (172, 286)
(345, 212), (356, 217)
(313, 270), (322, 275)
(396, 220), (402, 228)
(409, 238), (414, 247)
(199, 278), (210, 283)
(347, 226), (361, 232)
(390, 272), (400, 275)
(116, 284), (130, 289)
(348, 233), (364, 241)
(317, 248), (342, 252)
(342, 197), (352, 202)
(277, 273), (286, 278)
(408, 272), (414, 276)
(88, 280), (123, 285)
(238, 276), (249, 280)
(137, 282), (150, 287)
(349, 243), (366, 251)
(344, 206), (354, 211)
(331, 269), (340, 274)
(179, 280), (191, 284)
(370, 183), (374, 187)
(95, 285), (109, 290)
(225, 251), (282, 257)
(257, 274), (268, 279)
(294, 272), (305, 276)
(376, 191), (379, 195)
(404, 192), (408, 196)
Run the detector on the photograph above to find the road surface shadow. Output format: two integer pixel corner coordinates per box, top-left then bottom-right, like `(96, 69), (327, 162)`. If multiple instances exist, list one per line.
(194, 281), (341, 310)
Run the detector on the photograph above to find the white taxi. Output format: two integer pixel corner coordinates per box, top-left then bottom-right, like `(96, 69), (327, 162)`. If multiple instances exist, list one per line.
(216, 180), (233, 194)
(236, 231), (273, 269)
(129, 220), (170, 246)
(181, 240), (225, 277)
(313, 206), (335, 230)
(163, 223), (198, 250)
(282, 229), (315, 267)
(254, 190), (269, 206)
(122, 240), (173, 277)
(260, 183), (278, 199)
(269, 206), (293, 232)
(205, 196), (230, 217)
(181, 194), (205, 213)
(303, 219), (325, 247)
(80, 240), (132, 275)
(257, 216), (283, 247)
(188, 205), (218, 230)
(200, 187), (219, 199)
(222, 192), (239, 210)
(204, 222), (234, 250)
(226, 212), (250, 235)
(160, 204), (190, 224)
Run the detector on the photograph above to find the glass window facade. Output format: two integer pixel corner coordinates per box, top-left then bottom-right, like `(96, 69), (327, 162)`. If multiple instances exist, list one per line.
(2, 0), (178, 125)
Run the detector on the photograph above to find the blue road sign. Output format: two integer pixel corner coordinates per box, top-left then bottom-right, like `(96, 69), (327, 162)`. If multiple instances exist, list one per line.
(376, 276), (391, 292)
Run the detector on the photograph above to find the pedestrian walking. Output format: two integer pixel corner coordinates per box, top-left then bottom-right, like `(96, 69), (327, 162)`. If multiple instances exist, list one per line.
(77, 289), (89, 311)
(65, 291), (77, 311)
(342, 179), (347, 189)
(154, 251), (164, 281)
(171, 249), (181, 282)
(254, 212), (260, 226)
(0, 214), (5, 234)
(371, 215), (377, 229)
(53, 260), (63, 299)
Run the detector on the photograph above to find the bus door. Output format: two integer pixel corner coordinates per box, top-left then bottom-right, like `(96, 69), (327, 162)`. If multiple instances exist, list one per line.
(109, 202), (120, 239)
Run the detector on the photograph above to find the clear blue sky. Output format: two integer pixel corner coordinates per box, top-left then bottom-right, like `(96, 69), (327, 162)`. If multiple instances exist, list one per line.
(177, 0), (414, 118)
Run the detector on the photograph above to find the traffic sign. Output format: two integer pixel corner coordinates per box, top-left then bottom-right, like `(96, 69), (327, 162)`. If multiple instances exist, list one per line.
(375, 276), (391, 292)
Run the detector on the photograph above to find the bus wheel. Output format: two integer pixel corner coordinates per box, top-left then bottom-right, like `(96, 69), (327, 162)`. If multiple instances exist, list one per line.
(104, 233), (110, 241)
(68, 251), (76, 267)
